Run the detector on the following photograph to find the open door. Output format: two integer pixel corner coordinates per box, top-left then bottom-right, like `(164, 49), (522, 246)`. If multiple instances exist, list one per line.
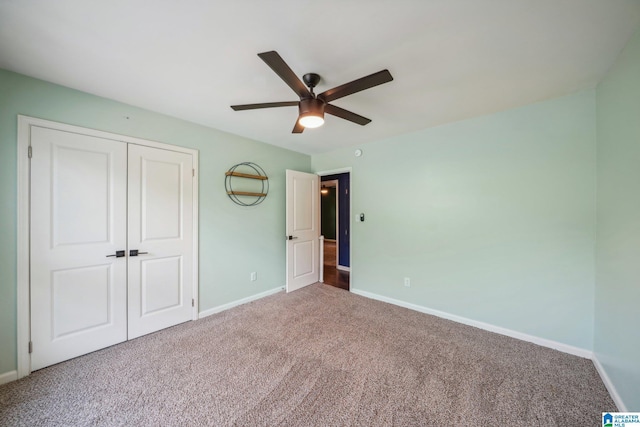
(286, 170), (320, 292)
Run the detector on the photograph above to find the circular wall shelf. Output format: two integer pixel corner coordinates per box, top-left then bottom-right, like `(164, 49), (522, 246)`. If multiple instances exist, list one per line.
(224, 162), (269, 206)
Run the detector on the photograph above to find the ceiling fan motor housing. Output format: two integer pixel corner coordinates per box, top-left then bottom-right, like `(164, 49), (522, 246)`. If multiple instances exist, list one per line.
(299, 97), (325, 117)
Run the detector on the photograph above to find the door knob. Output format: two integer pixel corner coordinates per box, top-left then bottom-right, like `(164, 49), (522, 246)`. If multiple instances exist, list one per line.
(106, 250), (125, 258)
(129, 249), (149, 257)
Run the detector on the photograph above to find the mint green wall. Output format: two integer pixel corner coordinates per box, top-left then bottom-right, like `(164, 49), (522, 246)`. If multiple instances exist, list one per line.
(595, 27), (640, 411)
(313, 90), (597, 350)
(0, 69), (311, 375)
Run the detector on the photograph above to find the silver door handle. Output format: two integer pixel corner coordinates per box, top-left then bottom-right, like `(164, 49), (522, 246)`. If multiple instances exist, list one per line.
(287, 236), (298, 240)
(106, 250), (125, 258)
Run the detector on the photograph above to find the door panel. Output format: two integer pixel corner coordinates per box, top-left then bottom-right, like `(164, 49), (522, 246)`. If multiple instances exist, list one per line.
(286, 170), (319, 292)
(53, 145), (111, 245)
(141, 159), (182, 240)
(127, 144), (193, 339)
(52, 265), (112, 337)
(293, 178), (314, 231)
(294, 241), (314, 277)
(30, 126), (127, 371)
(141, 256), (182, 315)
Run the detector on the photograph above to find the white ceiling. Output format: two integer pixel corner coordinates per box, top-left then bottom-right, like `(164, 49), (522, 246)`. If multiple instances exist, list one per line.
(1, 1), (639, 155)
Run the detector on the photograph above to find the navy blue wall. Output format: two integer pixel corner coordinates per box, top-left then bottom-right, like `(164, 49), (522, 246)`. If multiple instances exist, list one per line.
(321, 173), (350, 267)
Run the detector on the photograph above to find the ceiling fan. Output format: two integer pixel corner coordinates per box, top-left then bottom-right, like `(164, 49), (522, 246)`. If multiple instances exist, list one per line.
(230, 51), (393, 133)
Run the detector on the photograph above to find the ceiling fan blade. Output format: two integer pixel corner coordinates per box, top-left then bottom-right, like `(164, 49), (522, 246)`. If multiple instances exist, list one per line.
(325, 104), (372, 126)
(258, 51), (311, 99)
(231, 101), (298, 111)
(292, 120), (304, 133)
(318, 69), (393, 103)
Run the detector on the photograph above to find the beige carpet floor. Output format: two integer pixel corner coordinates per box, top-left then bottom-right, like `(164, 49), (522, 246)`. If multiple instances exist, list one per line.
(0, 284), (614, 426)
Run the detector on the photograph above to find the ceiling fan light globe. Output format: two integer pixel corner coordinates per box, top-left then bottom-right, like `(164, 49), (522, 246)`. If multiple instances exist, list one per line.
(299, 115), (324, 128)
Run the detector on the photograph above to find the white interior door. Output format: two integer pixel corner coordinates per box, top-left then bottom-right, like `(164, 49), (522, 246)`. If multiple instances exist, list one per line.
(127, 144), (194, 339)
(30, 126), (128, 371)
(286, 170), (320, 292)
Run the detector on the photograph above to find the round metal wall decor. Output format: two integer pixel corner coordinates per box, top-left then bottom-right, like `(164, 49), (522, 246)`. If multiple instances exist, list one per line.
(224, 162), (269, 206)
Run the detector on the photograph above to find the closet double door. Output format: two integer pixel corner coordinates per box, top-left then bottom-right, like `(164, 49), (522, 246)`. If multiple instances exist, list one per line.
(30, 126), (194, 370)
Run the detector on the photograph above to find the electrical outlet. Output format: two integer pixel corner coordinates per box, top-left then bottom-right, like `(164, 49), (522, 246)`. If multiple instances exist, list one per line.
(404, 277), (411, 287)
(250, 272), (257, 282)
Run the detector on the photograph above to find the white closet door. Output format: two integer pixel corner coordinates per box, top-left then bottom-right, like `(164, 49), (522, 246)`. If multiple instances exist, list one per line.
(127, 144), (194, 339)
(30, 126), (128, 371)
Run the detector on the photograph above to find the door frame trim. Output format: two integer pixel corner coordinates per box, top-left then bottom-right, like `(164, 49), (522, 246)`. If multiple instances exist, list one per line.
(16, 115), (200, 379)
(320, 179), (339, 264)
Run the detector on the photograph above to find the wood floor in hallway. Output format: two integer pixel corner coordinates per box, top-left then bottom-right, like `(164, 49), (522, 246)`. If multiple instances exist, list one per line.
(323, 241), (349, 290)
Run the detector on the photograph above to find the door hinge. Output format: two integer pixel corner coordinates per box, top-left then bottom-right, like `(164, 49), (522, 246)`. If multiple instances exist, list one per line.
(28, 341), (33, 354)
(192, 298), (195, 307)
(345, 188), (348, 195)
(28, 146), (32, 158)
(192, 169), (195, 177)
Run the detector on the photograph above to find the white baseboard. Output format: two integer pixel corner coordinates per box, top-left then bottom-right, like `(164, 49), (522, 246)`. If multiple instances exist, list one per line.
(592, 355), (627, 411)
(336, 265), (351, 272)
(0, 370), (18, 385)
(199, 286), (284, 319)
(350, 288), (593, 359)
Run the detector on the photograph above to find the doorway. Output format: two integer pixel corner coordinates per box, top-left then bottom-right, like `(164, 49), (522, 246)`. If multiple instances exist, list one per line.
(319, 171), (350, 290)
